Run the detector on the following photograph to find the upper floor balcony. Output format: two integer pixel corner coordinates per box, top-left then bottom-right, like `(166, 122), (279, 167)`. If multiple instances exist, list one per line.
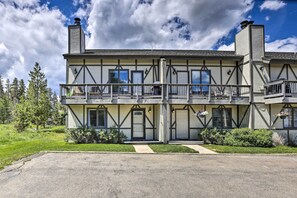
(264, 80), (297, 104)
(60, 83), (251, 105)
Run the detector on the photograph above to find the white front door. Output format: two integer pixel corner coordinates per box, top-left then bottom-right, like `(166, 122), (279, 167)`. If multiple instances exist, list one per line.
(132, 109), (145, 139)
(132, 71), (143, 95)
(176, 109), (189, 139)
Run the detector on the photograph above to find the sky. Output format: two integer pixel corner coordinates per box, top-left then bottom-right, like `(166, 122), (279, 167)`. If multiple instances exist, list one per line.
(0, 0), (297, 94)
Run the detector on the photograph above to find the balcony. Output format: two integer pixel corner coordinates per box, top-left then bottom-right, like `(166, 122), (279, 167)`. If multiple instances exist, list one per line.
(167, 84), (251, 104)
(60, 84), (251, 105)
(60, 84), (163, 104)
(264, 80), (297, 104)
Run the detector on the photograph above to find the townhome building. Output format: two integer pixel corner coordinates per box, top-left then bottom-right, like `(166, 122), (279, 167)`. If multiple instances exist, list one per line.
(60, 18), (297, 143)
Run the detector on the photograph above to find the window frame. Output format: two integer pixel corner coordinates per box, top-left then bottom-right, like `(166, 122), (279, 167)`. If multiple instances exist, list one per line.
(191, 70), (211, 94)
(212, 108), (232, 129)
(87, 108), (107, 129)
(283, 108), (297, 129)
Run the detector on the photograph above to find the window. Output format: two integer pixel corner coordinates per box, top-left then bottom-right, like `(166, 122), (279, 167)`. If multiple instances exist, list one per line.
(109, 69), (129, 93)
(212, 108), (232, 129)
(283, 108), (297, 128)
(88, 109), (107, 128)
(191, 70), (210, 94)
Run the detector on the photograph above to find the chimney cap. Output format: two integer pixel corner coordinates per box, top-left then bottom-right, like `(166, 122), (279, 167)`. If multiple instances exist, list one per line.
(74, 18), (81, 25)
(240, 20), (254, 29)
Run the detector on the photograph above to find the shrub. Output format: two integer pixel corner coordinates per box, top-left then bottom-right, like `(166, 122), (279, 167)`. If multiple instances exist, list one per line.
(65, 127), (98, 144)
(65, 126), (127, 144)
(249, 129), (273, 147)
(224, 128), (253, 147)
(98, 127), (127, 143)
(201, 128), (228, 145)
(224, 128), (273, 147)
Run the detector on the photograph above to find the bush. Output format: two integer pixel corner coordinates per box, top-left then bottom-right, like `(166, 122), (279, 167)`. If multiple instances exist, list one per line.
(65, 126), (127, 144)
(201, 128), (228, 145)
(98, 127), (127, 143)
(66, 127), (98, 144)
(249, 129), (273, 147)
(224, 128), (253, 147)
(224, 128), (273, 147)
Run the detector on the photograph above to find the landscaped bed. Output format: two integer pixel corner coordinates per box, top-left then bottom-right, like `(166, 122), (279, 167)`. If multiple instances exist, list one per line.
(203, 144), (297, 154)
(149, 144), (198, 153)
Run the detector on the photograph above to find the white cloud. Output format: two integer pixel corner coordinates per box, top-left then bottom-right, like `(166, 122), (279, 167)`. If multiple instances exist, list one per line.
(217, 43), (234, 51)
(265, 16), (270, 21)
(217, 37), (297, 52)
(266, 37), (297, 52)
(0, 1), (67, 93)
(260, 0), (286, 11)
(84, 0), (254, 50)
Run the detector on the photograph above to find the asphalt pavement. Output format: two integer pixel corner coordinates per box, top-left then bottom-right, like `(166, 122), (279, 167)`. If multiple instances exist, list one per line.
(0, 152), (297, 198)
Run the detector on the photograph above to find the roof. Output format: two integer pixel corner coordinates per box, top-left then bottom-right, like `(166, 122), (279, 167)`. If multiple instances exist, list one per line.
(64, 49), (243, 59)
(265, 52), (297, 61)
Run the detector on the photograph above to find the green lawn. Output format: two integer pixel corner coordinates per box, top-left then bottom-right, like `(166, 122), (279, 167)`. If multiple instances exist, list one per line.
(203, 144), (297, 154)
(149, 144), (198, 153)
(0, 125), (134, 170)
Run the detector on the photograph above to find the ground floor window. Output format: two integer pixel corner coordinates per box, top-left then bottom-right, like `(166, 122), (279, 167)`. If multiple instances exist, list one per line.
(212, 108), (232, 129)
(88, 109), (107, 128)
(283, 108), (297, 128)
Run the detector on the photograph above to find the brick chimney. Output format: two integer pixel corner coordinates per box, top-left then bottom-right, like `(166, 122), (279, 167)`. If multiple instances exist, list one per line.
(68, 18), (85, 54)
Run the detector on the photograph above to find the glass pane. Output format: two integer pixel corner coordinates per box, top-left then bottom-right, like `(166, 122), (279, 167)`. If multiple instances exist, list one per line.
(109, 70), (119, 83)
(212, 109), (221, 128)
(98, 110), (106, 127)
(192, 71), (200, 93)
(294, 109), (297, 127)
(284, 108), (292, 128)
(223, 109), (232, 128)
(201, 71), (210, 93)
(89, 110), (97, 127)
(119, 70), (128, 93)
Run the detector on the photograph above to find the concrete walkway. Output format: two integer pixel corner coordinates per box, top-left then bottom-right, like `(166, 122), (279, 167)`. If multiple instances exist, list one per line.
(183, 145), (217, 154)
(133, 144), (154, 153)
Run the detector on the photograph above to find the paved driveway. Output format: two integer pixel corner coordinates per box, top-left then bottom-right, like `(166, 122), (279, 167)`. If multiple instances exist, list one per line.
(0, 152), (297, 198)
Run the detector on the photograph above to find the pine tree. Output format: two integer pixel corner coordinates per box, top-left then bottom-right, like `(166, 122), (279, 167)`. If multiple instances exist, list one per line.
(27, 62), (51, 130)
(0, 95), (11, 124)
(0, 75), (4, 98)
(10, 77), (19, 105)
(13, 96), (30, 132)
(5, 78), (10, 99)
(18, 79), (26, 99)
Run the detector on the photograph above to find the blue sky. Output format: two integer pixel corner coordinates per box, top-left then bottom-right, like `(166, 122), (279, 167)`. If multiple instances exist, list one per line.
(0, 0), (297, 93)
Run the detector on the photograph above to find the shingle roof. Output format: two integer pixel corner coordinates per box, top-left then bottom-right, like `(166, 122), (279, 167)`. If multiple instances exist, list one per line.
(265, 52), (297, 61)
(64, 49), (243, 59)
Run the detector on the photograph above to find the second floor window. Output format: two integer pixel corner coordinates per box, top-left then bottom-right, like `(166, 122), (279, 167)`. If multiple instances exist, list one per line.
(109, 69), (129, 93)
(191, 70), (210, 94)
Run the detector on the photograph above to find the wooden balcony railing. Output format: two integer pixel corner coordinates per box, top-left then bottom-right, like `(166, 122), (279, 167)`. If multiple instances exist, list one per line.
(60, 83), (163, 101)
(167, 84), (251, 102)
(264, 80), (297, 99)
(60, 83), (251, 104)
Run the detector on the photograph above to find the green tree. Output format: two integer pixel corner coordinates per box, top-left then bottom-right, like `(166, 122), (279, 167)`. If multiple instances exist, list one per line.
(27, 62), (51, 130)
(13, 97), (30, 132)
(0, 75), (4, 98)
(18, 79), (26, 99)
(10, 77), (19, 105)
(0, 95), (11, 124)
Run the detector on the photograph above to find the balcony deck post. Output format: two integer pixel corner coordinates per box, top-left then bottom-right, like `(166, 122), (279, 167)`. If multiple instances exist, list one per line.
(208, 86), (211, 101)
(85, 85), (88, 100)
(229, 86), (232, 102)
(111, 85), (113, 101)
(187, 85), (190, 102)
(282, 82), (286, 97)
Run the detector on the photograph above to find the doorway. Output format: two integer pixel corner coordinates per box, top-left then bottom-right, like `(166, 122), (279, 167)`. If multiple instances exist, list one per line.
(132, 109), (145, 139)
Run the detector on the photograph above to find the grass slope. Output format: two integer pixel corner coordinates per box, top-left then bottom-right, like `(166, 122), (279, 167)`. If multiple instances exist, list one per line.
(0, 125), (134, 170)
(203, 144), (297, 154)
